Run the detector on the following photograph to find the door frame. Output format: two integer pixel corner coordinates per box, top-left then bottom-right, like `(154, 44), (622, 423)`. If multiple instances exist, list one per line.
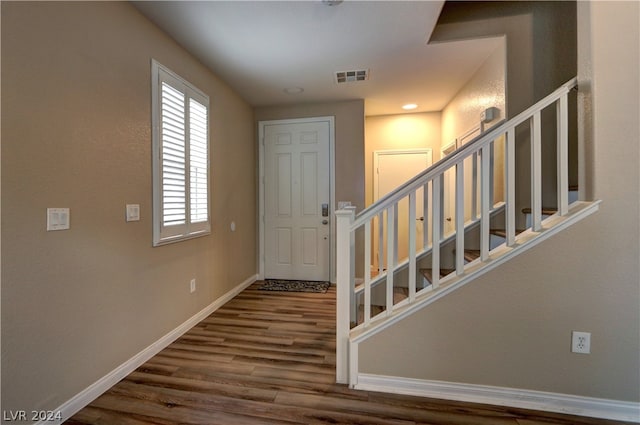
(258, 116), (336, 282)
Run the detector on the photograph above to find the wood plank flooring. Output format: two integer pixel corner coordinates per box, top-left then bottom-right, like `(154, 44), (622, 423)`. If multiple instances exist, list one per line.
(67, 283), (633, 425)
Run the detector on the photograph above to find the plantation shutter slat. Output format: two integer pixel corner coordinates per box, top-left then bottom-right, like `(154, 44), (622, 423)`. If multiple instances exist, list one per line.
(161, 82), (186, 227)
(189, 98), (208, 223)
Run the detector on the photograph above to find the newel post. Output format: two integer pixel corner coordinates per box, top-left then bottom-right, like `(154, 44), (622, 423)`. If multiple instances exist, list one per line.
(335, 206), (356, 384)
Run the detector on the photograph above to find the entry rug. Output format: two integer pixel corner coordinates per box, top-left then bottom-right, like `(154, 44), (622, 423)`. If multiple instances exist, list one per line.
(259, 279), (330, 293)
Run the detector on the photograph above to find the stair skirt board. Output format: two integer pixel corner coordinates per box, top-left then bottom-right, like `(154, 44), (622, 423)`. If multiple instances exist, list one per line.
(43, 274), (259, 425)
(355, 373), (640, 423)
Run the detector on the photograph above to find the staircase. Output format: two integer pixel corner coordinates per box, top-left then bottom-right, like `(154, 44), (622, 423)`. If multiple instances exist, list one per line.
(335, 77), (601, 386)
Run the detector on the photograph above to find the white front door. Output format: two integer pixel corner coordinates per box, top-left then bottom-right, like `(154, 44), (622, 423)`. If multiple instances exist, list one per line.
(263, 120), (331, 281)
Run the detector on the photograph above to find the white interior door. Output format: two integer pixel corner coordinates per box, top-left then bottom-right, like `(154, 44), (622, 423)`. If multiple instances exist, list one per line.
(374, 149), (432, 268)
(264, 120), (330, 281)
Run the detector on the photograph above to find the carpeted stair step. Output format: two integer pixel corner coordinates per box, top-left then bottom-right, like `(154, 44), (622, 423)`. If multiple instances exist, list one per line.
(521, 207), (558, 215)
(354, 287), (409, 326)
(522, 186), (579, 216)
(490, 228), (525, 238)
(463, 249), (480, 262)
(419, 268), (455, 285)
(452, 249), (481, 262)
(393, 286), (409, 303)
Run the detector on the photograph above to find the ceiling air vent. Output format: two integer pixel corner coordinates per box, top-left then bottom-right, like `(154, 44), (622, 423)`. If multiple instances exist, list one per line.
(335, 69), (369, 84)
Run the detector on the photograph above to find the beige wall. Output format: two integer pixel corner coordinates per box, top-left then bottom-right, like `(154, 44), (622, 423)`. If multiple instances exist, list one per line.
(365, 112), (442, 208)
(440, 39), (506, 147)
(360, 0), (640, 402)
(441, 41), (506, 223)
(1, 2), (256, 415)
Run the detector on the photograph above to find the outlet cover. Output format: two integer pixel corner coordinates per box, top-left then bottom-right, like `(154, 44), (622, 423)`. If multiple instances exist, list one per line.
(571, 331), (591, 354)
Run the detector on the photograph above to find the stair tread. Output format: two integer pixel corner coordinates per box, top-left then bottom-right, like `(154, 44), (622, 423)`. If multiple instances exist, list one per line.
(490, 228), (526, 238)
(463, 249), (480, 262)
(452, 248), (481, 262)
(419, 268), (455, 283)
(521, 207), (558, 215)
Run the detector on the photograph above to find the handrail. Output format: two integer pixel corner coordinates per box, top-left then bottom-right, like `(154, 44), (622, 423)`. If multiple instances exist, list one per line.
(352, 77), (577, 230)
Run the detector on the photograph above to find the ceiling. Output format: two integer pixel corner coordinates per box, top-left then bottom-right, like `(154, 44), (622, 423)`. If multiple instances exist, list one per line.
(133, 1), (503, 116)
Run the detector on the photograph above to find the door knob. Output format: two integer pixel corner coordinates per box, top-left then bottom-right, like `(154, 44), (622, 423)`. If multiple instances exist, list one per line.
(322, 220), (329, 225)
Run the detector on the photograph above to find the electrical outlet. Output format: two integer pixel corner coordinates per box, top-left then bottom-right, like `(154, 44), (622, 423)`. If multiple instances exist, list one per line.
(190, 279), (196, 293)
(571, 331), (591, 354)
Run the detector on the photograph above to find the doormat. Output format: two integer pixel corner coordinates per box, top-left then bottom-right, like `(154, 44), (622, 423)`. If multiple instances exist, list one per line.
(259, 279), (330, 293)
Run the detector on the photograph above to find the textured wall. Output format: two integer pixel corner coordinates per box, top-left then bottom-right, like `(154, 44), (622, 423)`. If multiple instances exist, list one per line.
(440, 41), (506, 223)
(1, 2), (256, 416)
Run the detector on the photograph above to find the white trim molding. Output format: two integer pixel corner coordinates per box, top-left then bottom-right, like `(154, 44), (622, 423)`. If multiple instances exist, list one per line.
(356, 373), (640, 423)
(43, 274), (258, 425)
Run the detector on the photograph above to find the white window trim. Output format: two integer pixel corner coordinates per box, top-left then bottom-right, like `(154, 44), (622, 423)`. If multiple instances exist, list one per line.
(152, 60), (211, 246)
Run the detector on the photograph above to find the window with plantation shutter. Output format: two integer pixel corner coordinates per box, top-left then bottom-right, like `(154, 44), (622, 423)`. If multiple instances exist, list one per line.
(152, 60), (210, 246)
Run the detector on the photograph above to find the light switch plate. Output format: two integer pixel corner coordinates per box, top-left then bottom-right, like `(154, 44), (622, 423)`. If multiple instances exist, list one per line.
(126, 204), (140, 222)
(47, 208), (70, 231)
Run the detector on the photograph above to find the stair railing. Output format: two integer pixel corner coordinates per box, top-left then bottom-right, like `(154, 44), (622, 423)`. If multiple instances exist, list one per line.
(336, 77), (577, 384)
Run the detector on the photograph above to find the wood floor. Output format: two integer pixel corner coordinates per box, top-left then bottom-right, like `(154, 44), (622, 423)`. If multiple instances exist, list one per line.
(67, 283), (632, 425)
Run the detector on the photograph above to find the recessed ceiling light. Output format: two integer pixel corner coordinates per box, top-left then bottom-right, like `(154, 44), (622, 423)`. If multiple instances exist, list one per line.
(283, 87), (304, 95)
(402, 103), (418, 110)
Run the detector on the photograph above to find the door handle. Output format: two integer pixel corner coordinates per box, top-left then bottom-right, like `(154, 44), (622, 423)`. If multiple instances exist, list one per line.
(322, 219), (329, 225)
(322, 203), (329, 217)
(417, 217), (424, 221)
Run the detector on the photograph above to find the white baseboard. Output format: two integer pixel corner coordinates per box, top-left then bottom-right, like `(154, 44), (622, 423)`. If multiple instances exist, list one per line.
(45, 274), (258, 425)
(355, 373), (640, 423)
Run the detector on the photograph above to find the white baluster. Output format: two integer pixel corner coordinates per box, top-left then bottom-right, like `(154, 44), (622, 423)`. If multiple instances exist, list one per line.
(432, 176), (441, 288)
(481, 145), (491, 261)
(423, 182), (430, 248)
(364, 221), (371, 326)
(471, 152), (478, 220)
(439, 177), (445, 239)
(506, 127), (516, 246)
(408, 191), (417, 301)
(377, 211), (384, 274)
(557, 93), (569, 216)
(531, 112), (542, 231)
(386, 205), (395, 313)
(455, 161), (465, 274)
